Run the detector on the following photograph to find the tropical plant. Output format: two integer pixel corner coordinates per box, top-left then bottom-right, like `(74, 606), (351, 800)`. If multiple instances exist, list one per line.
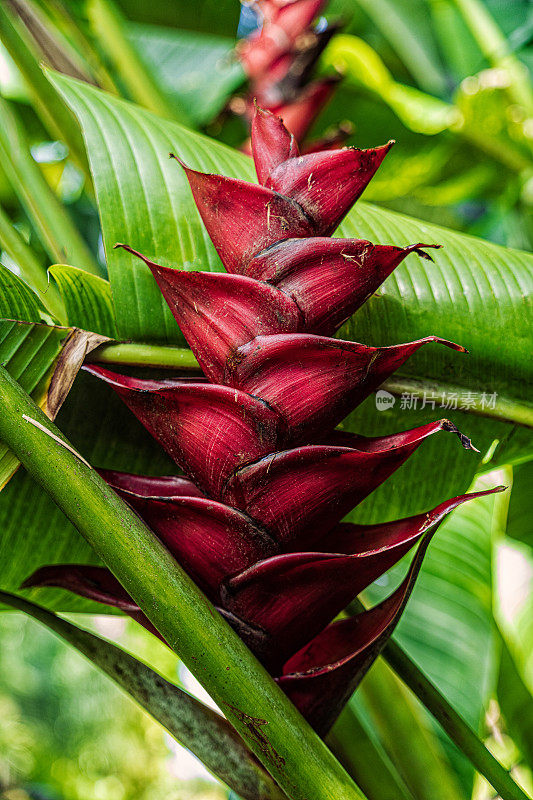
(0, 1), (532, 800)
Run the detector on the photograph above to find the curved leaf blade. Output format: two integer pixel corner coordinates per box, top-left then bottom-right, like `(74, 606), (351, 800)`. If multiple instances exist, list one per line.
(50, 264), (117, 337)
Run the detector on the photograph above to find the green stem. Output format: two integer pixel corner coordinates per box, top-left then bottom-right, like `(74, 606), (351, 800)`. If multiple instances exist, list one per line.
(0, 2), (90, 175)
(382, 376), (533, 429)
(382, 638), (532, 800)
(87, 341), (200, 370)
(0, 590), (285, 800)
(0, 98), (100, 275)
(87, 342), (533, 429)
(0, 203), (66, 321)
(0, 365), (366, 800)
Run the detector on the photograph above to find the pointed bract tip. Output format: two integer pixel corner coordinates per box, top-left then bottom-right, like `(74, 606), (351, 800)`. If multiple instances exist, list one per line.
(424, 336), (468, 354)
(406, 243), (442, 262)
(440, 419), (480, 452)
(169, 152), (188, 170)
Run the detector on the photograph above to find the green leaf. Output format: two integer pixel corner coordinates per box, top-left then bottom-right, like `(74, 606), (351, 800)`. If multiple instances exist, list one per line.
(127, 24), (244, 126)
(495, 533), (533, 700)
(0, 260), (45, 322)
(87, 0), (187, 123)
(346, 0), (448, 96)
(49, 264), (117, 337)
(498, 642), (533, 771)
(115, 0), (240, 36)
(364, 473), (505, 793)
(0, 203), (66, 320)
(328, 704), (416, 800)
(355, 658), (464, 800)
(0, 97), (100, 276)
(505, 461), (533, 547)
(0, 320), (108, 489)
(0, 590), (284, 800)
(0, 3), (89, 175)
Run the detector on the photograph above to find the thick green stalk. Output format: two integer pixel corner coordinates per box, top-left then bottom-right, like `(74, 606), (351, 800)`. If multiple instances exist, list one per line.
(0, 98), (99, 276)
(87, 341), (199, 370)
(381, 638), (532, 800)
(0, 2), (89, 174)
(0, 590), (284, 800)
(0, 365), (366, 800)
(0, 203), (66, 321)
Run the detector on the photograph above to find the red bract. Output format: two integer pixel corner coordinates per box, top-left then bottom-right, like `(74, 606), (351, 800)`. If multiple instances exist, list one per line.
(25, 106), (500, 736)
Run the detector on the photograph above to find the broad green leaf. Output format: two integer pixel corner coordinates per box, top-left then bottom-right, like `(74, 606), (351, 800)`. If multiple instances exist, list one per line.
(498, 642), (533, 770)
(364, 473), (506, 793)
(354, 659), (464, 800)
(505, 462), (533, 547)
(115, 0), (240, 36)
(127, 25), (244, 126)
(49, 264), (117, 337)
(0, 260), (44, 321)
(0, 321), (108, 488)
(0, 591), (283, 800)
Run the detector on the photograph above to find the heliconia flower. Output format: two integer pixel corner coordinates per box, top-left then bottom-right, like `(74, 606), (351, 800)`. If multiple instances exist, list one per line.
(237, 0), (327, 80)
(223, 335), (465, 441)
(222, 421), (477, 542)
(263, 143), (394, 235)
(236, 0), (338, 148)
(25, 105), (501, 737)
(245, 238), (440, 334)
(251, 104), (299, 185)
(169, 155), (315, 273)
(219, 486), (502, 670)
